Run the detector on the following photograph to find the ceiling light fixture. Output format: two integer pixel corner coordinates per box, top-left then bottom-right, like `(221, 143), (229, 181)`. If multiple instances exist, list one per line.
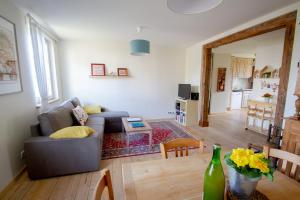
(167, 0), (223, 14)
(130, 27), (150, 56)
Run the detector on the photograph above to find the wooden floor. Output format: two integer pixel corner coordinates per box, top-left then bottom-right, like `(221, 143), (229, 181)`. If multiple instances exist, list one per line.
(0, 110), (267, 200)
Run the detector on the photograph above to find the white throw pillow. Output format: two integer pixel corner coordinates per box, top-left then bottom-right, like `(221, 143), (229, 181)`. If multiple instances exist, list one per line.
(72, 106), (88, 125)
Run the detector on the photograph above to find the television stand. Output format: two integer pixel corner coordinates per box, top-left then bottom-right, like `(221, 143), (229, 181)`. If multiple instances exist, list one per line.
(175, 98), (198, 126)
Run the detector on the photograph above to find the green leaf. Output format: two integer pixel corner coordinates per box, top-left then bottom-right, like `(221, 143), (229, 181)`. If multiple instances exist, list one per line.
(266, 173), (273, 181)
(223, 149), (275, 181)
(240, 167), (262, 178)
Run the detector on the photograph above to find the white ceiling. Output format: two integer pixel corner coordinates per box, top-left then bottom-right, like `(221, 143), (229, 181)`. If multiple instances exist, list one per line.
(212, 29), (285, 55)
(14, 0), (299, 47)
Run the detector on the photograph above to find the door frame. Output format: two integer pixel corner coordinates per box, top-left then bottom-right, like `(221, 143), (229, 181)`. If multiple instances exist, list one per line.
(199, 11), (297, 127)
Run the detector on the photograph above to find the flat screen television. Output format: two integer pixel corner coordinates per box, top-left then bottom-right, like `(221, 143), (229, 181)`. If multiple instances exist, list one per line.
(178, 84), (191, 99)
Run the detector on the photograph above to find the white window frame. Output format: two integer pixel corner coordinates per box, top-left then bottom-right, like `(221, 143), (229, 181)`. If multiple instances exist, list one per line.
(41, 35), (58, 102)
(27, 15), (60, 107)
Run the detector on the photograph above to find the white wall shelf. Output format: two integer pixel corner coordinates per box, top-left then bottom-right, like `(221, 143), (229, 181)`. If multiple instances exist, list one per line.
(175, 98), (198, 126)
(89, 75), (130, 78)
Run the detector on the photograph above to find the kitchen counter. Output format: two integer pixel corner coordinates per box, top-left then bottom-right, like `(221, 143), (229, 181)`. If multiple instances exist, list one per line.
(231, 89), (254, 109)
(232, 89), (253, 92)
(245, 99), (276, 134)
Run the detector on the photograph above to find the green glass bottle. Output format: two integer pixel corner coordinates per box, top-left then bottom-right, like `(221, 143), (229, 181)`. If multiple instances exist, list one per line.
(203, 144), (225, 200)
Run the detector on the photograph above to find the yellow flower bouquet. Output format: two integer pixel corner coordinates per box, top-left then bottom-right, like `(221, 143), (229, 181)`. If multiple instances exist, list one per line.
(224, 148), (274, 181)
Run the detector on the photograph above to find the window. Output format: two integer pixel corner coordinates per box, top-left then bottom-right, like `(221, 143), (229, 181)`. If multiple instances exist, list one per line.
(28, 15), (59, 107)
(42, 36), (58, 101)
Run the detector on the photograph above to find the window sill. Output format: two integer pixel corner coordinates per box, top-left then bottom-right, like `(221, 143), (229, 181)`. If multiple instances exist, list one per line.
(35, 98), (60, 109)
(49, 98), (60, 104)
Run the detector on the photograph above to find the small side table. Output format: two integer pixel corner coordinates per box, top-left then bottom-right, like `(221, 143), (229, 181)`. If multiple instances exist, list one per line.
(121, 117), (153, 149)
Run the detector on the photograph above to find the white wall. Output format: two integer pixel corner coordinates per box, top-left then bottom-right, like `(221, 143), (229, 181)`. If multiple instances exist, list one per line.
(232, 78), (250, 90)
(252, 30), (284, 101)
(59, 40), (185, 119)
(255, 34), (285, 70)
(210, 53), (232, 113)
(185, 45), (201, 86)
(0, 0), (37, 192)
(185, 2), (300, 118)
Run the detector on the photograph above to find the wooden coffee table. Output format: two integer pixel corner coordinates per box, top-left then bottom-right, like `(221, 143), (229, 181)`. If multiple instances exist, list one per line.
(121, 117), (153, 149)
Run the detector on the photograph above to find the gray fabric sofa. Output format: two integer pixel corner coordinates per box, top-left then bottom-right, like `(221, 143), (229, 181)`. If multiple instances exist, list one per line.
(24, 98), (129, 179)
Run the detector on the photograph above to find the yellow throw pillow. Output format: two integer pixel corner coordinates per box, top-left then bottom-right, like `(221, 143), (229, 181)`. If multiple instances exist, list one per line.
(49, 126), (95, 139)
(84, 105), (101, 114)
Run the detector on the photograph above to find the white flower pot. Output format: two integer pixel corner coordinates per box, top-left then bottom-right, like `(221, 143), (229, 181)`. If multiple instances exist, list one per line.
(227, 165), (261, 199)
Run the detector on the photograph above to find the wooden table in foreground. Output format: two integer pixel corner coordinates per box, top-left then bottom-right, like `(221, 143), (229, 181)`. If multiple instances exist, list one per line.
(122, 153), (300, 200)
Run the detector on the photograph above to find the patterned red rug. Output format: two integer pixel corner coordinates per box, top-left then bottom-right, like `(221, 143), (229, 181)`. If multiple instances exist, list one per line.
(101, 121), (196, 159)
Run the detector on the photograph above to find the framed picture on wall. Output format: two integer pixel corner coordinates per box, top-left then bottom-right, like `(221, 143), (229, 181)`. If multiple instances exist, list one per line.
(117, 68), (128, 76)
(91, 63), (105, 76)
(217, 68), (226, 92)
(0, 15), (22, 95)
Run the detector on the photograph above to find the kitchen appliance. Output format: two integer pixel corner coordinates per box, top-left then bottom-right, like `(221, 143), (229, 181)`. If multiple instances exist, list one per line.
(231, 91), (242, 109)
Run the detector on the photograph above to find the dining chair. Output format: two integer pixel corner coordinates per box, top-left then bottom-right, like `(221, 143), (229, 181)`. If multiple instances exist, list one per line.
(245, 100), (257, 130)
(248, 124), (283, 152)
(245, 100), (276, 134)
(256, 105), (275, 133)
(160, 138), (204, 159)
(263, 145), (300, 181)
(92, 168), (114, 200)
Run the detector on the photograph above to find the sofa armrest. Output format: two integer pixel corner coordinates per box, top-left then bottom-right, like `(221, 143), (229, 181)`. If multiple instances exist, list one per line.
(24, 132), (101, 179)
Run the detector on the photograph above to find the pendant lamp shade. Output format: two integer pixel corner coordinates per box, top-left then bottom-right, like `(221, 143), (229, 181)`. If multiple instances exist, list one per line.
(167, 0), (223, 14)
(130, 39), (150, 56)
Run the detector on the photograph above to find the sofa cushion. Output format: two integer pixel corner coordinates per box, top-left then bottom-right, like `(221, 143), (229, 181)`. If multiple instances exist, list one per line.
(84, 105), (101, 114)
(38, 101), (75, 136)
(89, 111), (129, 133)
(71, 97), (82, 107)
(72, 106), (88, 125)
(86, 116), (105, 135)
(89, 111), (129, 123)
(49, 126), (95, 139)
(86, 116), (105, 126)
(61, 100), (75, 110)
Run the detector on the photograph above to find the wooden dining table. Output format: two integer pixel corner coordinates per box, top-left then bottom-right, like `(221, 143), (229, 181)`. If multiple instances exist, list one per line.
(122, 153), (300, 200)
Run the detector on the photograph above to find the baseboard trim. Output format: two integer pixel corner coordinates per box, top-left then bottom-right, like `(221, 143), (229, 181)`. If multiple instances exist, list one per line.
(0, 165), (26, 198)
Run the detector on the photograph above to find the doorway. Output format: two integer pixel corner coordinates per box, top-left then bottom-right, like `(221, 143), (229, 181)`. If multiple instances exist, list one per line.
(199, 11), (297, 128)
(208, 29), (285, 135)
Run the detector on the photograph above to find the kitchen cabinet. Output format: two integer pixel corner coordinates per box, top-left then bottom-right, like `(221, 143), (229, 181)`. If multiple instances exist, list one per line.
(231, 91), (242, 109)
(232, 57), (254, 78)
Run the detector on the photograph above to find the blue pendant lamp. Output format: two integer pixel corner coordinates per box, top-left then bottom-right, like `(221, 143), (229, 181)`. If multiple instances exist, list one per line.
(130, 39), (150, 56)
(130, 27), (150, 56)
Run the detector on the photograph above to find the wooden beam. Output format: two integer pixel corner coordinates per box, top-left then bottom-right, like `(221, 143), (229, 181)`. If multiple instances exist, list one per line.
(204, 11), (297, 49)
(199, 47), (211, 127)
(199, 11), (297, 127)
(275, 21), (296, 127)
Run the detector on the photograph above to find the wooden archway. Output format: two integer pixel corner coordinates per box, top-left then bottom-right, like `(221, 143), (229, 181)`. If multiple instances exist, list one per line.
(199, 11), (297, 127)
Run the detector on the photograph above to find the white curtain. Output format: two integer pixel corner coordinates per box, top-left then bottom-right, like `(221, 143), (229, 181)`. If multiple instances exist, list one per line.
(28, 16), (49, 111)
